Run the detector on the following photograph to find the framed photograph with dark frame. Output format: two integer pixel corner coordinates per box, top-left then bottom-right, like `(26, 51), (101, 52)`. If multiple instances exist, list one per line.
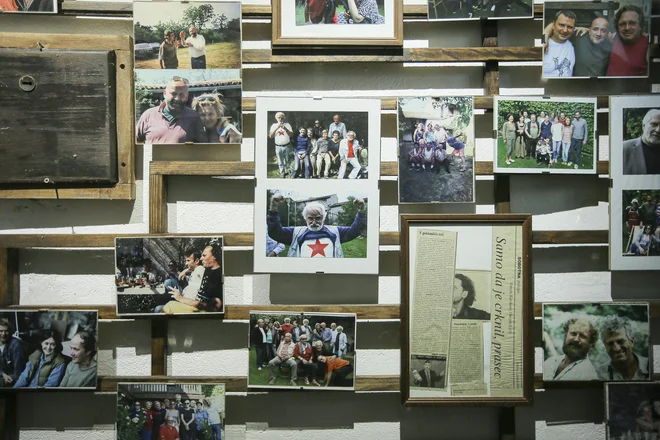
(271, 0), (403, 46)
(400, 214), (533, 405)
(605, 382), (660, 439)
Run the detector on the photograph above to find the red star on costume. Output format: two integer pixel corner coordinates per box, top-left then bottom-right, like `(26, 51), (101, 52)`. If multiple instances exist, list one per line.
(307, 239), (329, 257)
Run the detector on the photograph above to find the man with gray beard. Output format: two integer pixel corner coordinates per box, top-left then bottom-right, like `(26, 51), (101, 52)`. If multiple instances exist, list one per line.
(543, 318), (599, 380)
(266, 194), (366, 258)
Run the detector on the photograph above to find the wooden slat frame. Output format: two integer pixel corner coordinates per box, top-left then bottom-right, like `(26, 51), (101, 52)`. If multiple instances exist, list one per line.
(0, 33), (135, 201)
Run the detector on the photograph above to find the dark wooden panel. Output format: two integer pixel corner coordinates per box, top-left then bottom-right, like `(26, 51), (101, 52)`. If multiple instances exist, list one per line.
(0, 48), (117, 186)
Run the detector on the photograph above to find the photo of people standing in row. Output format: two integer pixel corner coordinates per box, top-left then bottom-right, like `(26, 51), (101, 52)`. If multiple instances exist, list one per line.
(117, 383), (225, 440)
(543, 1), (650, 78)
(494, 97), (597, 173)
(267, 111), (369, 179)
(398, 96), (474, 203)
(297, 0), (384, 24)
(622, 191), (660, 257)
(0, 310), (98, 389)
(248, 311), (357, 390)
(115, 236), (224, 315)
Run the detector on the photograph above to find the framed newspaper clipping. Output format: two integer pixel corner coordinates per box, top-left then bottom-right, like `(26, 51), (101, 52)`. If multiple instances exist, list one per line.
(400, 214), (533, 405)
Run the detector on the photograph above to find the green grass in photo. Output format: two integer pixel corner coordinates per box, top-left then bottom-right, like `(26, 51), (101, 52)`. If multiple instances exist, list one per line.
(495, 138), (594, 170)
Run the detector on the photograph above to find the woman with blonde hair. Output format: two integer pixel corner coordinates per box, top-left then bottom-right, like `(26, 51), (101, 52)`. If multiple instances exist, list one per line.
(191, 93), (242, 144)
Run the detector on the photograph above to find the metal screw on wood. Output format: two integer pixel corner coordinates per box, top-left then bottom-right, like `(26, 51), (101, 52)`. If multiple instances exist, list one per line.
(18, 75), (36, 92)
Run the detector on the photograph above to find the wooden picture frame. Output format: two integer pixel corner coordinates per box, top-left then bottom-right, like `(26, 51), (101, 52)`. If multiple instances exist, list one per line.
(400, 214), (533, 405)
(0, 32), (135, 200)
(271, 0), (403, 46)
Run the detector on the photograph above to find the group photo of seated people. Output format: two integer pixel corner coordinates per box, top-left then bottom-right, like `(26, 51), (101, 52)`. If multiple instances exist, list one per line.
(543, 3), (649, 78)
(117, 383), (225, 440)
(622, 191), (660, 257)
(407, 121), (468, 173)
(135, 73), (242, 145)
(268, 111), (369, 179)
(297, 0), (384, 25)
(115, 237), (224, 315)
(249, 313), (357, 388)
(427, 0), (531, 20)
(0, 311), (98, 389)
(497, 101), (595, 170)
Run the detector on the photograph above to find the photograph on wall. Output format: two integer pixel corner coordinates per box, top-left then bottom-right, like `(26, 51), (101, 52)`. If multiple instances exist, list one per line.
(542, 0), (651, 78)
(606, 383), (660, 440)
(254, 184), (379, 274)
(0, 0), (56, 13)
(133, 1), (241, 70)
(248, 311), (357, 390)
(401, 214), (531, 404)
(609, 96), (660, 271)
(493, 96), (597, 174)
(115, 236), (224, 316)
(255, 97), (381, 181)
(427, 0), (531, 21)
(135, 69), (242, 145)
(273, 0), (402, 45)
(542, 303), (650, 382)
(117, 382), (225, 440)
(0, 310), (98, 389)
(397, 96), (475, 203)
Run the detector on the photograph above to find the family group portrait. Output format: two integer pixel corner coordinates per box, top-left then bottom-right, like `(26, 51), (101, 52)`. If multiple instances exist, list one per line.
(264, 189), (369, 259)
(296, 0), (384, 24)
(397, 96), (475, 203)
(622, 190), (660, 257)
(266, 111), (370, 180)
(606, 383), (660, 440)
(248, 311), (357, 390)
(135, 70), (242, 145)
(427, 0), (531, 20)
(133, 1), (241, 70)
(542, 303), (650, 381)
(117, 383), (225, 440)
(494, 97), (596, 173)
(115, 236), (224, 315)
(0, 310), (98, 389)
(543, 0), (650, 78)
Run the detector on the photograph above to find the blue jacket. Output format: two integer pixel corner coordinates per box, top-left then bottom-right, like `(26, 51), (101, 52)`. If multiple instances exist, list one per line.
(0, 337), (25, 386)
(294, 135), (311, 154)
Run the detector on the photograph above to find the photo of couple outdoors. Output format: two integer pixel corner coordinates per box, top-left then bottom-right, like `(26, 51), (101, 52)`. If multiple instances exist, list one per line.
(495, 98), (596, 172)
(622, 190), (660, 257)
(267, 111), (369, 180)
(543, 303), (650, 381)
(117, 383), (225, 440)
(248, 312), (357, 389)
(265, 190), (368, 259)
(297, 0), (384, 24)
(0, 311), (98, 389)
(115, 237), (224, 315)
(543, 1), (650, 78)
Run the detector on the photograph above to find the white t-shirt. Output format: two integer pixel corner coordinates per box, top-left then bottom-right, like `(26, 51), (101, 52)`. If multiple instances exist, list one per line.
(551, 122), (564, 142)
(270, 122), (293, 145)
(181, 265), (205, 300)
(543, 39), (575, 78)
(185, 34), (206, 58)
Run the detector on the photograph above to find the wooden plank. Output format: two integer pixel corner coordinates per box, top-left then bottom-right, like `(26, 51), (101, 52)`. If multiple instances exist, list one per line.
(149, 174), (166, 235)
(60, 1), (132, 13)
(0, 249), (8, 308)
(150, 161), (255, 176)
(151, 320), (167, 376)
(532, 230), (608, 245)
(225, 305), (400, 320)
(0, 32), (131, 51)
(115, 49), (135, 188)
(0, 184), (134, 200)
(494, 175), (511, 214)
(534, 301), (660, 318)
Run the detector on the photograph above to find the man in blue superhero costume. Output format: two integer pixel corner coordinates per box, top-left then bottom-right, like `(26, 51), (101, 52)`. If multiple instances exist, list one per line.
(267, 194), (366, 258)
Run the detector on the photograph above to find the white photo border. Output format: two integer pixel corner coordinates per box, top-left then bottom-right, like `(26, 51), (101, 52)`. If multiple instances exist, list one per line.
(492, 96), (598, 175)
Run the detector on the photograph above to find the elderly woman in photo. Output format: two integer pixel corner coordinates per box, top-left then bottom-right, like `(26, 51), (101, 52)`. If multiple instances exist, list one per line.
(191, 94), (242, 144)
(337, 0), (384, 23)
(13, 329), (67, 388)
(59, 330), (97, 388)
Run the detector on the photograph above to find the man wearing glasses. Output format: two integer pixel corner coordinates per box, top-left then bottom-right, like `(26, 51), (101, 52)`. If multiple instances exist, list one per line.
(136, 77), (205, 144)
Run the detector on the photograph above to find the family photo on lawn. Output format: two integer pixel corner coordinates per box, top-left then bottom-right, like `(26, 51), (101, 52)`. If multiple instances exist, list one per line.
(248, 311), (357, 390)
(621, 190), (660, 257)
(0, 310), (98, 389)
(135, 70), (242, 145)
(398, 96), (475, 203)
(543, 303), (650, 381)
(296, 0), (385, 24)
(115, 236), (224, 315)
(267, 111), (370, 180)
(117, 383), (225, 440)
(134, 1), (241, 70)
(264, 189), (368, 259)
(543, 0), (650, 78)
(494, 97), (596, 173)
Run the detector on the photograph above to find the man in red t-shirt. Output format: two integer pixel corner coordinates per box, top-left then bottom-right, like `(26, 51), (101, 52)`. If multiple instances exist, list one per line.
(318, 355), (353, 387)
(159, 417), (180, 440)
(607, 5), (649, 77)
(280, 317), (293, 339)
